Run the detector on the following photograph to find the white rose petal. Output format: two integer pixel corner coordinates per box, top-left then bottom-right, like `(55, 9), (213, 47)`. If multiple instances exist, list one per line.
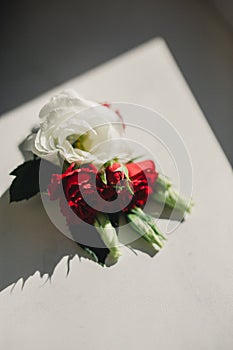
(23, 90), (131, 166)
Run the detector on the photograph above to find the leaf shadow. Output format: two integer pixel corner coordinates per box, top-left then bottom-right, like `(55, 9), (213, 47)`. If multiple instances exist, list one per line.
(0, 141), (186, 291)
(0, 190), (169, 292)
(0, 190), (89, 292)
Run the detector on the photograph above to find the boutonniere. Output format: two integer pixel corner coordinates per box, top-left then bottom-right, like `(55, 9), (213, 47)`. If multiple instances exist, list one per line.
(10, 90), (193, 266)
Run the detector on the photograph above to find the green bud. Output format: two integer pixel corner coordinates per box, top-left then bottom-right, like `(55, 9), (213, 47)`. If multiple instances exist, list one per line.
(131, 207), (166, 240)
(94, 214), (122, 265)
(153, 175), (193, 214)
(127, 214), (163, 248)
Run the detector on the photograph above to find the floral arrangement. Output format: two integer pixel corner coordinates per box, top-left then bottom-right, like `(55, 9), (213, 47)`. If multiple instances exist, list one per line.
(10, 90), (192, 266)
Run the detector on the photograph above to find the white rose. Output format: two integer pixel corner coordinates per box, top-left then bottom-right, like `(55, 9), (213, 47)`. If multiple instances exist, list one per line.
(23, 89), (131, 166)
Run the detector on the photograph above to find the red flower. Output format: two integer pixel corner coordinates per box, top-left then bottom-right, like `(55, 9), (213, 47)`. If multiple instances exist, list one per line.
(48, 160), (158, 225)
(105, 163), (125, 185)
(97, 163), (126, 205)
(124, 160), (158, 211)
(48, 163), (100, 225)
(127, 160), (158, 195)
(97, 160), (158, 212)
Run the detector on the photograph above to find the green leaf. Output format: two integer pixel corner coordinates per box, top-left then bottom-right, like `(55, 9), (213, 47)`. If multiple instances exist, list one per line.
(115, 163), (134, 195)
(100, 170), (107, 185)
(81, 246), (99, 263)
(9, 159), (41, 202)
(103, 158), (118, 168)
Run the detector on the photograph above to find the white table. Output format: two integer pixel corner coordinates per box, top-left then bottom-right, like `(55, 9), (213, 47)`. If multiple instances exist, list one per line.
(0, 38), (233, 350)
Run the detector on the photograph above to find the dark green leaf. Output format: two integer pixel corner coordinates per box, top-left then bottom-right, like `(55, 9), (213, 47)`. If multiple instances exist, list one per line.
(9, 159), (41, 202)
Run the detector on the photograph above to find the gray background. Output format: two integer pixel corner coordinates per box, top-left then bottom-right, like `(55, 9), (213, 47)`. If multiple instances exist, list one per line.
(1, 0), (233, 163)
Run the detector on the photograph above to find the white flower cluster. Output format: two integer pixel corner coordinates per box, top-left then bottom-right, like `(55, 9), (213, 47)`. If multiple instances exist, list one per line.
(23, 89), (131, 166)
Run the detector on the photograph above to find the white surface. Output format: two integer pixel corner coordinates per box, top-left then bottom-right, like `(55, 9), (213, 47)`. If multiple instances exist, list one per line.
(0, 38), (233, 349)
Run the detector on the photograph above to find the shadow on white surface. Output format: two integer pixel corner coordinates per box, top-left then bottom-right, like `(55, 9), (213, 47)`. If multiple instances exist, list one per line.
(0, 191), (84, 292)
(0, 190), (167, 292)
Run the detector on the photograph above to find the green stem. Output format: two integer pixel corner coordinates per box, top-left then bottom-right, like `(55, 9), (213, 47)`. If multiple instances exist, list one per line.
(94, 214), (122, 264)
(131, 207), (166, 240)
(153, 175), (193, 214)
(127, 213), (163, 249)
